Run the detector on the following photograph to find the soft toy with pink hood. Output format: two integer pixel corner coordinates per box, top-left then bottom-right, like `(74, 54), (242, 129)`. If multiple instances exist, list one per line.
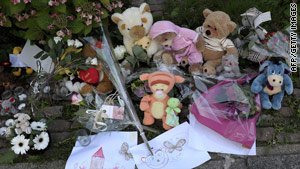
(150, 21), (204, 73)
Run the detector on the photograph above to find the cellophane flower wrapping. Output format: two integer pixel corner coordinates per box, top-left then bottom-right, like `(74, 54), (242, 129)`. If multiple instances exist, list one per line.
(190, 75), (260, 148)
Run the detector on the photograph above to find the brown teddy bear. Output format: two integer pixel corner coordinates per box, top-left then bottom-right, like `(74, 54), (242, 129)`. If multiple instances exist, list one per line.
(79, 43), (114, 95)
(150, 21), (204, 73)
(195, 9), (238, 75)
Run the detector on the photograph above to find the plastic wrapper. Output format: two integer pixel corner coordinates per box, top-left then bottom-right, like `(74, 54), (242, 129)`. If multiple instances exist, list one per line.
(190, 74), (260, 148)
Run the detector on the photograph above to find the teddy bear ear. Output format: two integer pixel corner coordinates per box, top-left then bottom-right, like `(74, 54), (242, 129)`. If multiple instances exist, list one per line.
(259, 61), (271, 72)
(227, 21), (237, 33)
(175, 76), (185, 83)
(280, 61), (291, 74)
(111, 13), (123, 24)
(203, 9), (213, 18)
(140, 3), (151, 14)
(140, 74), (150, 81)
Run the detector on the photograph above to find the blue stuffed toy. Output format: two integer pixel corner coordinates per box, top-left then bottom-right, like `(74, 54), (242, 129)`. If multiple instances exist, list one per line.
(251, 60), (293, 110)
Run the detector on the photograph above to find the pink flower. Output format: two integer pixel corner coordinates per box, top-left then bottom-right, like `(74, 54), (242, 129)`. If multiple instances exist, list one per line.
(85, 20), (92, 26)
(16, 16), (24, 22)
(80, 13), (86, 18)
(75, 7), (81, 12)
(54, 1), (59, 6)
(66, 29), (72, 35)
(94, 16), (101, 23)
(71, 94), (83, 106)
(47, 25), (54, 29)
(39, 40), (45, 45)
(0, 13), (3, 17)
(0, 21), (3, 26)
(118, 1), (123, 8)
(96, 10), (104, 15)
(23, 0), (31, 3)
(23, 13), (29, 19)
(112, 3), (117, 9)
(92, 2), (95, 6)
(30, 10), (36, 16)
(14, 13), (19, 18)
(51, 12), (57, 18)
(56, 30), (65, 37)
(11, 0), (21, 5)
(88, 14), (92, 19)
(48, 0), (54, 6)
(60, 0), (66, 4)
(69, 15), (74, 21)
(2, 16), (7, 22)
(96, 3), (101, 8)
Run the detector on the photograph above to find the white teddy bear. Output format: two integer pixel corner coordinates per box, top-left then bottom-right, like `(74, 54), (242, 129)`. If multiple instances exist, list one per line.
(111, 3), (160, 58)
(14, 113), (31, 135)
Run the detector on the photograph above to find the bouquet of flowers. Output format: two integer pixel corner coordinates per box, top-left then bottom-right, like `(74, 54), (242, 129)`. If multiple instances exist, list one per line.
(0, 113), (49, 155)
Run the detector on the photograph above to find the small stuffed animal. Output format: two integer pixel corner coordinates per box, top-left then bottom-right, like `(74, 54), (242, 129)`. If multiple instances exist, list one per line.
(150, 21), (204, 73)
(251, 60), (293, 110)
(139, 72), (184, 130)
(0, 98), (17, 115)
(217, 54), (241, 78)
(14, 113), (31, 134)
(195, 9), (238, 75)
(165, 98), (181, 127)
(133, 35), (151, 51)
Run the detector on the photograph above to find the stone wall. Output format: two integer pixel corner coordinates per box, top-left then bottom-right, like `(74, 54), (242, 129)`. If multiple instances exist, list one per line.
(130, 0), (168, 16)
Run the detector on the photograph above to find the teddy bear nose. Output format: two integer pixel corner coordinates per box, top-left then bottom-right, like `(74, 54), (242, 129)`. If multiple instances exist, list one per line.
(164, 45), (169, 47)
(204, 69), (208, 73)
(135, 32), (139, 35)
(206, 30), (211, 36)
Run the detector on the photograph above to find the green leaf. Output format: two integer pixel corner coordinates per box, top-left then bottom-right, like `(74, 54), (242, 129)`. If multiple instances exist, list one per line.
(100, 0), (110, 4)
(65, 54), (71, 63)
(171, 7), (179, 18)
(31, 0), (49, 10)
(3, 19), (12, 27)
(72, 0), (87, 8)
(48, 38), (55, 49)
(28, 155), (42, 163)
(0, 150), (16, 164)
(100, 8), (109, 19)
(53, 4), (66, 13)
(34, 51), (44, 59)
(24, 28), (42, 40)
(83, 24), (92, 36)
(13, 19), (28, 29)
(69, 19), (85, 34)
(78, 65), (89, 70)
(36, 14), (53, 30)
(74, 108), (87, 116)
(41, 54), (49, 60)
(9, 2), (25, 15)
(248, 38), (257, 50)
(132, 45), (147, 62)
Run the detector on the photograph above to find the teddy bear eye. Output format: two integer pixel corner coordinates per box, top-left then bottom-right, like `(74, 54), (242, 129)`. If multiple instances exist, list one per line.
(141, 24), (143, 27)
(214, 27), (217, 31)
(272, 70), (275, 74)
(165, 38), (168, 41)
(127, 28), (130, 31)
(208, 25), (211, 28)
(278, 71), (281, 74)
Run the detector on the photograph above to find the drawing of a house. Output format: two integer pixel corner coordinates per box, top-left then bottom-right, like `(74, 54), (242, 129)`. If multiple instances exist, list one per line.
(89, 147), (105, 169)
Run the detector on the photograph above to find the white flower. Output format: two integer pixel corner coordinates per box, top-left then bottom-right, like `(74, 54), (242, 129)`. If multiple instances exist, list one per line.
(56, 30), (65, 37)
(67, 39), (75, 46)
(0, 127), (7, 136)
(33, 132), (49, 150)
(74, 39), (83, 48)
(31, 121), (47, 131)
(5, 119), (14, 127)
(54, 36), (62, 44)
(114, 45), (127, 60)
(11, 135), (30, 155)
(18, 94), (27, 101)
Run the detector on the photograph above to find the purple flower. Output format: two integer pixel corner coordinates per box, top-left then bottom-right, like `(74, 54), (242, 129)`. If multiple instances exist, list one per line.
(144, 83), (152, 93)
(134, 88), (145, 98)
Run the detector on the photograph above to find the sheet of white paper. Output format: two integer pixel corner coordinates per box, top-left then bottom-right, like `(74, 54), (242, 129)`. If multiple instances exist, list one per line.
(254, 11), (271, 28)
(130, 122), (211, 169)
(65, 131), (138, 169)
(9, 54), (27, 67)
(18, 40), (54, 73)
(188, 114), (256, 155)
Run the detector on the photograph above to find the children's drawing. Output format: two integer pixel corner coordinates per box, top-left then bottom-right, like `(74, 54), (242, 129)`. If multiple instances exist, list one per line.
(141, 149), (169, 169)
(119, 142), (133, 160)
(89, 147), (105, 169)
(163, 139), (186, 153)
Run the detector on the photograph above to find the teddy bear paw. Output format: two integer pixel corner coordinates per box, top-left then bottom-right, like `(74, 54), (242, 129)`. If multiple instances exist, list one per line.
(262, 100), (272, 109)
(143, 116), (155, 126)
(272, 102), (281, 110)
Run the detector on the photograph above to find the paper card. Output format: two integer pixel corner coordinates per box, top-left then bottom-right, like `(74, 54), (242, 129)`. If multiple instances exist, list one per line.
(101, 105), (124, 120)
(18, 40), (54, 73)
(9, 54), (27, 67)
(188, 114), (256, 155)
(65, 131), (138, 169)
(130, 122), (211, 169)
(254, 11), (271, 28)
